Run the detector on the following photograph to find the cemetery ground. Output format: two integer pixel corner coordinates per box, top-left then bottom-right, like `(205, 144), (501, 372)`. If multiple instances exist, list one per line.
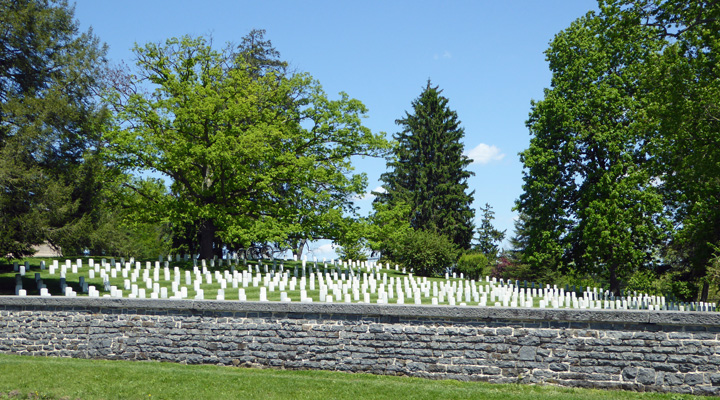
(0, 256), (697, 310)
(1, 256), (537, 306)
(0, 353), (708, 400)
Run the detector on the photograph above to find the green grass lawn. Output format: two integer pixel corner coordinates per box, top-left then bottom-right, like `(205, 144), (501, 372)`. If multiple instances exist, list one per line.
(0, 354), (704, 400)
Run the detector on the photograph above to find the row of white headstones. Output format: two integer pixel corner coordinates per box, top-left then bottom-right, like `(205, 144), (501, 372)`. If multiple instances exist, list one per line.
(12, 258), (716, 312)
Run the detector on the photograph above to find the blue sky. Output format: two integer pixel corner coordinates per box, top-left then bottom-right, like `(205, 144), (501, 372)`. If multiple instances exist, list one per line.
(73, 0), (598, 259)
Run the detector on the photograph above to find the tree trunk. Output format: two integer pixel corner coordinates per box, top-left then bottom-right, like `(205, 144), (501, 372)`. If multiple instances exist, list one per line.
(213, 238), (223, 259)
(292, 238), (307, 260)
(199, 220), (216, 260)
(609, 265), (620, 296)
(701, 281), (710, 302)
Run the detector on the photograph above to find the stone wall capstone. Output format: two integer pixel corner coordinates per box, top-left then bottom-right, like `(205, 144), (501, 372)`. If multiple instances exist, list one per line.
(0, 297), (719, 396)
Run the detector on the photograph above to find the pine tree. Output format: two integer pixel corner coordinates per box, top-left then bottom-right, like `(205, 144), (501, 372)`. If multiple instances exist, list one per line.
(475, 203), (505, 258)
(378, 81), (475, 250)
(0, 0), (110, 258)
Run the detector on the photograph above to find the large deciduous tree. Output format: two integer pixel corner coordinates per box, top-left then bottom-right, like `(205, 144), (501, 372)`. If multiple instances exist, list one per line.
(107, 35), (387, 260)
(516, 8), (668, 294)
(518, 0), (720, 299)
(377, 81), (475, 252)
(0, 0), (111, 258)
(626, 0), (720, 300)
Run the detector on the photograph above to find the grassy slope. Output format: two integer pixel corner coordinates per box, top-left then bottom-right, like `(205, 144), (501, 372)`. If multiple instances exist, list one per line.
(0, 354), (702, 400)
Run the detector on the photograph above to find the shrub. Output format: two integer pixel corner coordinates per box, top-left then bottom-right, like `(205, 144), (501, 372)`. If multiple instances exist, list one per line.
(395, 229), (458, 277)
(625, 269), (696, 301)
(490, 255), (534, 281)
(456, 253), (488, 280)
(337, 243), (368, 262)
(655, 271), (697, 301)
(625, 269), (658, 295)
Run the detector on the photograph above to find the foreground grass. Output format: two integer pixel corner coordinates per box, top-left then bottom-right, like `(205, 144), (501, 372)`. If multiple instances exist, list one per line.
(0, 354), (703, 400)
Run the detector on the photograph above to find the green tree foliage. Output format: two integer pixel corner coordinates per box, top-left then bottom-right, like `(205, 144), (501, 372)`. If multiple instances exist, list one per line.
(365, 200), (413, 262)
(474, 203), (505, 258)
(84, 177), (173, 259)
(84, 210), (171, 260)
(516, 7), (668, 294)
(366, 198), (462, 277)
(518, 0), (720, 299)
(164, 29), (293, 258)
(624, 0), (720, 301)
(508, 213), (529, 259)
(106, 35), (388, 260)
(377, 81), (475, 253)
(504, 212), (543, 282)
(0, 0), (111, 258)
(335, 217), (369, 261)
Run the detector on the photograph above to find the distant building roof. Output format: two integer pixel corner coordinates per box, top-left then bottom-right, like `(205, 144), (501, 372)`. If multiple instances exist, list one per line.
(32, 242), (62, 257)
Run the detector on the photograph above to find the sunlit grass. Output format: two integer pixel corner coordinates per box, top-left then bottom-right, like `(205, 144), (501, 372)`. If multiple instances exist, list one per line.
(0, 354), (704, 400)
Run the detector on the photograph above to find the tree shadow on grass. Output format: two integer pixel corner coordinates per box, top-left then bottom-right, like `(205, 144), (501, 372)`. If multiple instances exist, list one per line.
(0, 263), (84, 296)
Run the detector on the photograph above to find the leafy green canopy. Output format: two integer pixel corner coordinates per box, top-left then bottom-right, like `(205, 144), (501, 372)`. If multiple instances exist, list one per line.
(630, 0), (720, 299)
(516, 6), (668, 294)
(106, 35), (388, 259)
(517, 0), (720, 298)
(377, 82), (475, 253)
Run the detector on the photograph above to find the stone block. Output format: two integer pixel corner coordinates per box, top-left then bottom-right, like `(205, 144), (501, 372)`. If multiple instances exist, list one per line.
(684, 373), (705, 386)
(517, 346), (536, 361)
(548, 363), (569, 372)
(636, 368), (656, 385)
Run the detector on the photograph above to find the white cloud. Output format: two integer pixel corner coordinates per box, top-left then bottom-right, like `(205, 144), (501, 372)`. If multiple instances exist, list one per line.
(466, 143), (506, 165)
(433, 51), (452, 60)
(303, 242), (338, 261)
(353, 186), (386, 201)
(313, 243), (335, 255)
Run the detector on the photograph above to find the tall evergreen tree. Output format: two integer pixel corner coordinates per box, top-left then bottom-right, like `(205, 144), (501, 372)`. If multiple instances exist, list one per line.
(0, 0), (111, 258)
(378, 81), (475, 250)
(475, 203), (505, 258)
(235, 28), (288, 78)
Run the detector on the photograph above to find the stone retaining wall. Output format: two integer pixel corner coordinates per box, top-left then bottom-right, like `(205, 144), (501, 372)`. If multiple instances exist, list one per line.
(1, 297), (719, 396)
